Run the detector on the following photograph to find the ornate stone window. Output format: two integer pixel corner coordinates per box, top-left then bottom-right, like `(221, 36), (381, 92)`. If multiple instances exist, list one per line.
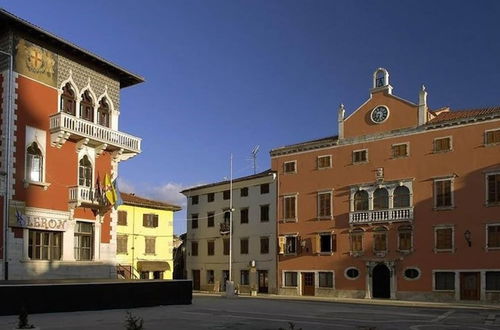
(80, 90), (94, 122)
(97, 97), (110, 127)
(61, 83), (76, 115)
(26, 142), (43, 182)
(394, 186), (410, 208)
(373, 188), (389, 210)
(78, 155), (93, 187)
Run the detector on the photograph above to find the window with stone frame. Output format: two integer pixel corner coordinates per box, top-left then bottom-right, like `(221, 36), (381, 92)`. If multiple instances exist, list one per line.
(318, 192), (332, 218)
(398, 225), (412, 251)
(285, 236), (297, 254)
(373, 188), (389, 210)
(394, 186), (411, 208)
(207, 212), (214, 227)
(319, 272), (333, 288)
(284, 195), (296, 220)
(145, 236), (156, 254)
(373, 227), (388, 252)
(240, 238), (249, 254)
(284, 272), (297, 287)
(435, 227), (453, 251)
(317, 233), (336, 253)
(434, 179), (453, 208)
(486, 272), (500, 290)
(28, 230), (62, 261)
(350, 228), (363, 253)
(353, 149), (368, 163)
(353, 190), (369, 211)
(434, 137), (452, 152)
(191, 241), (198, 256)
(260, 237), (269, 254)
(61, 82), (76, 115)
(117, 211), (127, 226)
(434, 272), (455, 290)
(207, 241), (214, 256)
(117, 235), (128, 254)
(487, 173), (500, 205)
(97, 97), (110, 127)
(78, 155), (92, 188)
(485, 129), (500, 145)
(487, 224), (500, 249)
(240, 208), (249, 224)
(284, 161), (296, 174)
(80, 90), (94, 122)
(392, 143), (408, 158)
(74, 221), (94, 260)
(26, 142), (43, 182)
(317, 155), (331, 169)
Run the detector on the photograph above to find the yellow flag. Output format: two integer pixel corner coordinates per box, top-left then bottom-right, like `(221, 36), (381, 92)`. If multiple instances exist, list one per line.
(104, 173), (117, 205)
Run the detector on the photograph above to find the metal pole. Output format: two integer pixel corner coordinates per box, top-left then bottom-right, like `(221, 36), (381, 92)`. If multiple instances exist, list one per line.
(228, 153), (233, 283)
(0, 49), (13, 281)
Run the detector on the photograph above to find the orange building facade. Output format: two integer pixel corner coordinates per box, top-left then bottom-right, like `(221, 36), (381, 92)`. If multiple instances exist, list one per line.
(271, 68), (500, 302)
(0, 10), (142, 279)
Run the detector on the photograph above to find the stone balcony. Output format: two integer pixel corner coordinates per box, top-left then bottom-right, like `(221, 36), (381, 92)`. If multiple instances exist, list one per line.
(49, 112), (141, 157)
(68, 186), (100, 208)
(349, 207), (413, 224)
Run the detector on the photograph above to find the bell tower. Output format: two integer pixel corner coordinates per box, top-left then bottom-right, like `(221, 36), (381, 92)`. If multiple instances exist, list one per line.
(370, 68), (393, 95)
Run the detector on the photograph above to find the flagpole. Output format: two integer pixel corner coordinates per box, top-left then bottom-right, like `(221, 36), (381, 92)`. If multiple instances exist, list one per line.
(229, 153), (233, 283)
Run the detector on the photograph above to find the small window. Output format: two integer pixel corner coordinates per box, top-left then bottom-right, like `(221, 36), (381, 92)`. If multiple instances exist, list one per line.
(485, 129), (500, 145)
(207, 212), (214, 227)
(345, 267), (359, 279)
(350, 228), (363, 253)
(191, 214), (198, 229)
(284, 161), (296, 174)
(240, 208), (249, 224)
(373, 227), (388, 252)
(487, 173), (500, 205)
(434, 137), (452, 153)
(240, 238), (249, 254)
(392, 143), (408, 158)
(191, 195), (199, 205)
(223, 190), (230, 200)
(487, 225), (500, 249)
(319, 272), (333, 288)
(240, 187), (248, 197)
(353, 150), (368, 163)
(435, 272), (455, 290)
(404, 268), (420, 280)
(207, 193), (215, 202)
(284, 196), (296, 221)
(435, 227), (453, 251)
(260, 237), (269, 254)
(191, 241), (198, 256)
(117, 211), (127, 226)
(80, 90), (94, 122)
(260, 205), (269, 222)
(117, 235), (128, 254)
(207, 270), (214, 284)
(223, 238), (230, 255)
(284, 272), (297, 286)
(97, 98), (110, 127)
(318, 192), (332, 218)
(317, 155), (331, 169)
(207, 241), (214, 256)
(260, 184), (270, 194)
(145, 236), (156, 254)
(486, 272), (500, 290)
(434, 179), (453, 208)
(26, 142), (43, 182)
(398, 225), (412, 251)
(285, 236), (297, 254)
(240, 270), (250, 285)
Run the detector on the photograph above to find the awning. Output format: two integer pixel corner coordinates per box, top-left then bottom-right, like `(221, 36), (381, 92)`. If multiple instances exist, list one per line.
(137, 261), (170, 272)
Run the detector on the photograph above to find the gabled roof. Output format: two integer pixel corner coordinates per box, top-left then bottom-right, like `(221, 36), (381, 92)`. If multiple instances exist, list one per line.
(427, 106), (500, 125)
(0, 8), (144, 88)
(121, 192), (181, 211)
(181, 169), (275, 194)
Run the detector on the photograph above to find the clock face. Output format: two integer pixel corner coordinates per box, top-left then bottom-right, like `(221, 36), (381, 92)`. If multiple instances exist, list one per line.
(371, 106), (389, 123)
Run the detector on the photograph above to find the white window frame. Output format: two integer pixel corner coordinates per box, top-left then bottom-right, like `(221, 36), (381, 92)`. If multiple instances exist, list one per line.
(433, 225), (455, 253)
(283, 194), (298, 222)
(317, 155), (332, 169)
(391, 142), (409, 158)
(485, 171), (500, 206)
(317, 190), (333, 220)
(433, 177), (454, 209)
(24, 126), (50, 189)
(432, 270), (456, 292)
(318, 232), (334, 254)
(352, 148), (368, 164)
(282, 271), (298, 287)
(284, 234), (298, 255)
(433, 136), (453, 153)
(486, 223), (500, 250)
(283, 160), (297, 174)
(74, 220), (95, 261)
(484, 128), (500, 146)
(317, 271), (335, 289)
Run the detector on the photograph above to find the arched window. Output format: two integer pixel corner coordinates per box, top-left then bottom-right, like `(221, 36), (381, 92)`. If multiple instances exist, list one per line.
(97, 98), (110, 127)
(394, 186), (410, 208)
(80, 91), (94, 122)
(373, 188), (389, 210)
(26, 142), (43, 182)
(61, 83), (76, 115)
(78, 155), (92, 187)
(373, 227), (388, 252)
(354, 190), (369, 211)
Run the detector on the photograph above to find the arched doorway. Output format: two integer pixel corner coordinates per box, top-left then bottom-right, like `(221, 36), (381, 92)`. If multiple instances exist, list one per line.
(372, 263), (390, 298)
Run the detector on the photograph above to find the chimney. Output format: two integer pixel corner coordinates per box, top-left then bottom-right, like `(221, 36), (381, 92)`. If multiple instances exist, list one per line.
(418, 85), (428, 126)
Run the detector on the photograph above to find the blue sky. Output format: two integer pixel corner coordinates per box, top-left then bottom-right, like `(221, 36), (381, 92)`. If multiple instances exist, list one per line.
(3, 1), (500, 234)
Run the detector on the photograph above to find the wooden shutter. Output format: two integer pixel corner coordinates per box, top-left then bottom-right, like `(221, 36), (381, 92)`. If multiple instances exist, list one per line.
(153, 215), (159, 227)
(118, 211), (127, 226)
(313, 234), (320, 254)
(278, 236), (285, 254)
(143, 214), (148, 227)
(332, 234), (337, 252)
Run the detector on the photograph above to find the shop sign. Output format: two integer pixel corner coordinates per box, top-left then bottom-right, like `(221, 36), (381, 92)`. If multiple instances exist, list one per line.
(14, 210), (67, 231)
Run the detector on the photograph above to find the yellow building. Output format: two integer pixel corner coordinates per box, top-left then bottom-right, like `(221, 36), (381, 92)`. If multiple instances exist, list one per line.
(116, 193), (181, 279)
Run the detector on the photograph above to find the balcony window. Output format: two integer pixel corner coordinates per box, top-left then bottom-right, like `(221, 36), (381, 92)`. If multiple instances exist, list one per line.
(26, 142), (43, 182)
(80, 90), (94, 122)
(61, 83), (76, 115)
(284, 236), (297, 254)
(78, 155), (92, 188)
(373, 188), (389, 210)
(354, 190), (369, 211)
(97, 98), (110, 127)
(394, 186), (410, 208)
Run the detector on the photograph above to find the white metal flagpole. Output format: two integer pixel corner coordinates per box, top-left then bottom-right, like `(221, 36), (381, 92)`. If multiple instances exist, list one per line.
(228, 153), (233, 283)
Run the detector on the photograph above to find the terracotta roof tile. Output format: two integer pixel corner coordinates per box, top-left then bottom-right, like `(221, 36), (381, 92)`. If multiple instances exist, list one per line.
(120, 192), (181, 211)
(428, 106), (500, 124)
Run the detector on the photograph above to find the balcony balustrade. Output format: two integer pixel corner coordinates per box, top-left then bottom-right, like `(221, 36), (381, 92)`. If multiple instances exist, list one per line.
(49, 112), (141, 155)
(349, 207), (413, 224)
(68, 186), (100, 208)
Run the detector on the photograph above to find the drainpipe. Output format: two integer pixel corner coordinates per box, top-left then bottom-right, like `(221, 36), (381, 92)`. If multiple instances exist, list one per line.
(0, 48), (13, 281)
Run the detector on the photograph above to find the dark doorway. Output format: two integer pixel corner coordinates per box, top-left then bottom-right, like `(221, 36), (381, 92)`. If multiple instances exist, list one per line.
(372, 263), (390, 298)
(192, 270), (200, 290)
(258, 270), (268, 293)
(222, 270), (229, 291)
(460, 272), (480, 300)
(302, 272), (315, 296)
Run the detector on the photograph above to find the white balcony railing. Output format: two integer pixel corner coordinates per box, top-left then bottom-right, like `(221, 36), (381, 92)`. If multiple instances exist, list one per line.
(68, 186), (99, 206)
(50, 112), (141, 153)
(349, 207), (413, 224)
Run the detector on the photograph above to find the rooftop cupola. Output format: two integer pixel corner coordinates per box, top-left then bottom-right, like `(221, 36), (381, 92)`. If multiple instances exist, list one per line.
(370, 68), (393, 95)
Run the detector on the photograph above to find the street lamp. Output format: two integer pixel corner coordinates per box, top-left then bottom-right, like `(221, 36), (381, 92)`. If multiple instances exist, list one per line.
(0, 49), (13, 280)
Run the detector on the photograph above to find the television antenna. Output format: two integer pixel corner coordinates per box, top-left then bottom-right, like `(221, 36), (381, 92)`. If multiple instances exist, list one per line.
(251, 145), (260, 174)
